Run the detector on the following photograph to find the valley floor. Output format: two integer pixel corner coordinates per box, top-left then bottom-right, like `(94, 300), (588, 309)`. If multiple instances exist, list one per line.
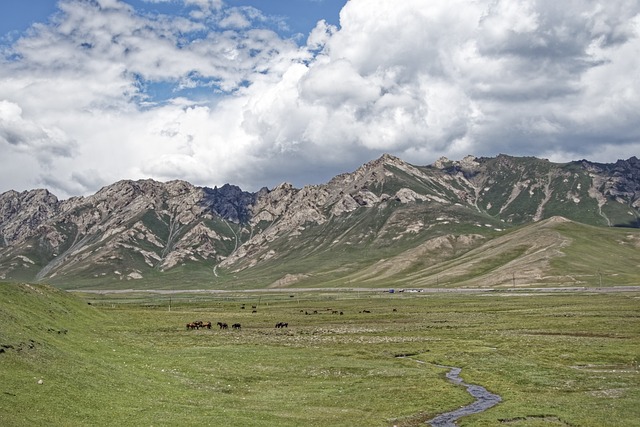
(1, 284), (639, 426)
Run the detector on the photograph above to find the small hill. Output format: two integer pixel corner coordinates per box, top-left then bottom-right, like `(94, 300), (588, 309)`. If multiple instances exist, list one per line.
(0, 282), (98, 346)
(339, 216), (640, 288)
(0, 283), (105, 424)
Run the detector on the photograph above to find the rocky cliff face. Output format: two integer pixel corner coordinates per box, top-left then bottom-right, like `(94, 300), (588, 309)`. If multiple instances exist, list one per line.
(0, 189), (60, 246)
(0, 154), (638, 285)
(201, 184), (257, 224)
(580, 157), (640, 210)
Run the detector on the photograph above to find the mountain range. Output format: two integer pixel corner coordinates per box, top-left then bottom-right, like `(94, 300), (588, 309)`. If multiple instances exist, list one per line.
(1, 154), (639, 290)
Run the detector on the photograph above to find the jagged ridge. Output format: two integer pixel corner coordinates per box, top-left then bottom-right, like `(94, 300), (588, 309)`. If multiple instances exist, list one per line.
(0, 154), (638, 288)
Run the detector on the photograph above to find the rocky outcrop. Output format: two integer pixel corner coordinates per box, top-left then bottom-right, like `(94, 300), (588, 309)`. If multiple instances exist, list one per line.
(0, 189), (60, 246)
(580, 157), (640, 209)
(201, 184), (256, 223)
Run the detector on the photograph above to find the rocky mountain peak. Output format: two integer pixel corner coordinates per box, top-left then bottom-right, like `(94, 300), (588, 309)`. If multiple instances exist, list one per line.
(372, 153), (403, 166)
(432, 155), (479, 170)
(362, 153), (406, 170)
(328, 153), (406, 190)
(202, 184), (256, 223)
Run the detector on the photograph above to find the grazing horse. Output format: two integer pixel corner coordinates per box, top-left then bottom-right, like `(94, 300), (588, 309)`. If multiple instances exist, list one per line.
(186, 322), (197, 330)
(203, 321), (212, 329)
(217, 322), (228, 330)
(275, 322), (288, 328)
(232, 323), (241, 330)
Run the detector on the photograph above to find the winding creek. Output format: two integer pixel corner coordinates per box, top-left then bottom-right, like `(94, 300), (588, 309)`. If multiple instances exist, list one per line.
(399, 358), (501, 426)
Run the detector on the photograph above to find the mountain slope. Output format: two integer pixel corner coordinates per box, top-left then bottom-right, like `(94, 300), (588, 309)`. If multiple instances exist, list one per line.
(0, 180), (250, 287)
(0, 154), (638, 289)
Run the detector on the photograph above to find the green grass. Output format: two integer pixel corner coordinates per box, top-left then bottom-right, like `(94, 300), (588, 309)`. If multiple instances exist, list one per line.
(547, 221), (640, 286)
(2, 283), (639, 426)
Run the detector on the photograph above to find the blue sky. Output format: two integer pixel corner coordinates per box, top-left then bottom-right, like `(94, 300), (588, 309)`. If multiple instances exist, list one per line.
(1, 0), (639, 198)
(0, 0), (345, 106)
(0, 0), (343, 40)
(0, 1), (60, 36)
(223, 0), (344, 35)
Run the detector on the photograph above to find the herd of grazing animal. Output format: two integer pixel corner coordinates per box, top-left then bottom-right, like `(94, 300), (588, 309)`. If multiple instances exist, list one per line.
(186, 320), (211, 330)
(185, 320), (273, 331)
(184, 306), (393, 331)
(185, 321), (243, 330)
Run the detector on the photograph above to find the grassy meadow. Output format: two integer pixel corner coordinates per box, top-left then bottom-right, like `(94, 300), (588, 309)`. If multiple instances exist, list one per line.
(1, 283), (639, 426)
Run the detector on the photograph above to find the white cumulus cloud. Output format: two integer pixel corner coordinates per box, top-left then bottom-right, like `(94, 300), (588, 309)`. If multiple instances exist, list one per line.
(1, 0), (639, 198)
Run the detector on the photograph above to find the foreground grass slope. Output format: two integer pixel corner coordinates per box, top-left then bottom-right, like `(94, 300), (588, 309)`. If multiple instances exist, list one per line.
(1, 283), (639, 426)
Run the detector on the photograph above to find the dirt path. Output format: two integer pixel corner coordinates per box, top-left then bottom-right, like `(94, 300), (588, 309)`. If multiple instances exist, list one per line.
(73, 285), (640, 295)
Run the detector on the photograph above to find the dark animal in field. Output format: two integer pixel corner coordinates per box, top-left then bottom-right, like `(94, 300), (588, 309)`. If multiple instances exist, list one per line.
(392, 308), (397, 312)
(217, 322), (228, 330)
(187, 320), (212, 330)
(252, 310), (257, 313)
(275, 322), (288, 328)
(362, 310), (371, 313)
(340, 311), (343, 315)
(232, 323), (241, 330)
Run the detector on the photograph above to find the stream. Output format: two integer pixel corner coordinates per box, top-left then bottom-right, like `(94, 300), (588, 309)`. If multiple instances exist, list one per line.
(427, 365), (501, 426)
(399, 358), (501, 426)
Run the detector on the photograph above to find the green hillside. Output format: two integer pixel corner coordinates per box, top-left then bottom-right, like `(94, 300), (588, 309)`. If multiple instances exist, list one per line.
(148, 217), (640, 290)
(0, 283), (110, 425)
(38, 215), (640, 291)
